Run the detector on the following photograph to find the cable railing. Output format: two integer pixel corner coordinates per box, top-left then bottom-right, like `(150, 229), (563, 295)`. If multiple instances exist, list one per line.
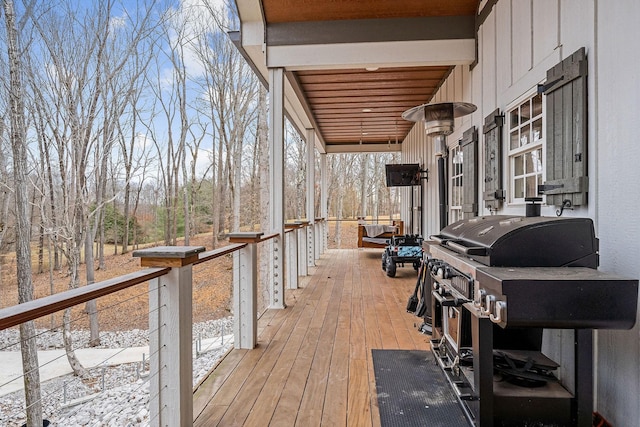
(0, 221), (328, 426)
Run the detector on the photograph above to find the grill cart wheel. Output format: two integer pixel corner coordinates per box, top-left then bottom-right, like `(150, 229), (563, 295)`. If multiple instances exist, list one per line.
(386, 259), (397, 277)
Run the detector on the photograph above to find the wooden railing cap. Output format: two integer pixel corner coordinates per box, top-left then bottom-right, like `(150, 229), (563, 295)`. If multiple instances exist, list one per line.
(133, 245), (206, 267)
(229, 231), (265, 243)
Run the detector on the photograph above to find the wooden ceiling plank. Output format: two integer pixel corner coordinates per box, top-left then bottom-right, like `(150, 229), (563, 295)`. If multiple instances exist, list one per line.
(308, 95), (431, 105)
(305, 89), (433, 99)
(301, 80), (441, 91)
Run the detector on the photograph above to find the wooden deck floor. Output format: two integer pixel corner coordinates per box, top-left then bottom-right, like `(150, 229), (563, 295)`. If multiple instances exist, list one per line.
(193, 248), (431, 427)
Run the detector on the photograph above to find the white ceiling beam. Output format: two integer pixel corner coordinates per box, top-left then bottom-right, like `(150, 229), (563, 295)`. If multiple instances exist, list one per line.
(266, 39), (476, 70)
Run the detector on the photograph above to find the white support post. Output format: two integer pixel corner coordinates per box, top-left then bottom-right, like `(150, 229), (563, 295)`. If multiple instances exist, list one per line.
(296, 223), (308, 276)
(284, 227), (298, 289)
(314, 222), (322, 259)
(269, 67), (286, 309)
(320, 153), (329, 255)
(323, 220), (329, 253)
(133, 246), (205, 427)
(229, 232), (262, 349)
(306, 129), (316, 267)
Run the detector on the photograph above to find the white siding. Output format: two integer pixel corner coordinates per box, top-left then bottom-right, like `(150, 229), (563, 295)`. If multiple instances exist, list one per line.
(496, 0), (513, 95)
(401, 0), (640, 423)
(511, 0), (533, 81)
(594, 1), (640, 423)
(560, 0), (594, 60)
(533, 0), (559, 64)
(481, 11), (497, 112)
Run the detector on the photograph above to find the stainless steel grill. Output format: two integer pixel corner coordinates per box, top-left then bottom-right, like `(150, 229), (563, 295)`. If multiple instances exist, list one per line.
(424, 215), (638, 427)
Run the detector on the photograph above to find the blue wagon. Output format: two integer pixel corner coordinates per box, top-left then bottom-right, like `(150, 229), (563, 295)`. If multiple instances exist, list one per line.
(381, 234), (423, 277)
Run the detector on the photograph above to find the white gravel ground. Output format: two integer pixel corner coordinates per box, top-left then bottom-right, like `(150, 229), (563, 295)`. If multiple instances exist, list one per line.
(0, 317), (234, 426)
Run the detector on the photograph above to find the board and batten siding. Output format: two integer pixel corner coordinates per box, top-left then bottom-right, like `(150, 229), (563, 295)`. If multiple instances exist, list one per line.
(593, 1), (640, 425)
(401, 0), (639, 424)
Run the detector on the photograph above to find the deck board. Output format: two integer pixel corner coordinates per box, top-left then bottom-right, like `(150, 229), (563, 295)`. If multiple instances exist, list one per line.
(193, 249), (430, 427)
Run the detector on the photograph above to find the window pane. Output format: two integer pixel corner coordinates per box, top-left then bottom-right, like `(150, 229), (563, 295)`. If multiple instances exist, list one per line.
(526, 176), (537, 197)
(525, 152), (534, 173)
(514, 178), (524, 199)
(520, 100), (531, 122)
(532, 148), (543, 172)
(532, 93), (543, 117)
(520, 124), (530, 146)
(532, 118), (542, 141)
(514, 155), (524, 176)
(510, 131), (519, 150)
(510, 108), (520, 129)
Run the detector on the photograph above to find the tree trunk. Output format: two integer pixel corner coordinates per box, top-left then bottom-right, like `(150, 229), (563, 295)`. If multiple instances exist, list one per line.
(360, 154), (369, 219)
(84, 230), (100, 346)
(232, 134), (242, 232)
(3, 1), (44, 424)
(257, 86), (270, 309)
(64, 246), (88, 377)
(122, 175), (131, 253)
(212, 131), (225, 247)
(43, 138), (60, 270)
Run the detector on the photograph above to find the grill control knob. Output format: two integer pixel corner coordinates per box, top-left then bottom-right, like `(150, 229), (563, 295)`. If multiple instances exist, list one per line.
(443, 266), (454, 279)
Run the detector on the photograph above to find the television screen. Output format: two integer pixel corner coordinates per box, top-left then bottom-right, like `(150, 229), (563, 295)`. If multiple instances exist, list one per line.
(385, 164), (421, 187)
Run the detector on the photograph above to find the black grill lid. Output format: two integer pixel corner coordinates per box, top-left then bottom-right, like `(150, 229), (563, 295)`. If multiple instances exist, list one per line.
(430, 215), (598, 267)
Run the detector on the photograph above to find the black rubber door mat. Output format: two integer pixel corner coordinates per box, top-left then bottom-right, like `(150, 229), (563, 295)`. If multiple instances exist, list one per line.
(372, 349), (469, 427)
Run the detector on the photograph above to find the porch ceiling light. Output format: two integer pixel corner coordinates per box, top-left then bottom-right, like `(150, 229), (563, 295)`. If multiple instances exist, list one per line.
(402, 102), (476, 136)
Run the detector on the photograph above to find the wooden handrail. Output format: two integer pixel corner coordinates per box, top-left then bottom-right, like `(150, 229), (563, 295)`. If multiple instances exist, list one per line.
(0, 268), (170, 330)
(257, 232), (280, 243)
(193, 243), (247, 265)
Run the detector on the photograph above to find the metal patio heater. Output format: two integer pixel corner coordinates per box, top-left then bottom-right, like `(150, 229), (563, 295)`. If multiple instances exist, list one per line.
(402, 102), (476, 229)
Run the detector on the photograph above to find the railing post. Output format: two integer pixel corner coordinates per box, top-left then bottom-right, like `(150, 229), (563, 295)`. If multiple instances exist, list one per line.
(306, 222), (316, 268)
(229, 232), (262, 349)
(133, 246), (205, 427)
(323, 220), (328, 253)
(284, 225), (299, 289)
(296, 221), (308, 276)
(314, 218), (324, 259)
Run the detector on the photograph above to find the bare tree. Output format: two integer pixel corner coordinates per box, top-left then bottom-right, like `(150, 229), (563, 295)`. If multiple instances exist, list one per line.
(193, 2), (259, 236)
(256, 85), (270, 309)
(2, 1), (43, 425)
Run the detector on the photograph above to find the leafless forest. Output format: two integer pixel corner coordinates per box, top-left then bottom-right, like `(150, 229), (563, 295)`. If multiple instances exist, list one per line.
(0, 1), (400, 423)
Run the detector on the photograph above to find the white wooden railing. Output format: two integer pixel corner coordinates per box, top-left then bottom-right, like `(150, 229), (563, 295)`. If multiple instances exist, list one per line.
(0, 219), (327, 426)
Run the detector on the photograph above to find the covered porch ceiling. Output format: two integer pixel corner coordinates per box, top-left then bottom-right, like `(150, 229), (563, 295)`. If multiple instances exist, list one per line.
(233, 0), (481, 153)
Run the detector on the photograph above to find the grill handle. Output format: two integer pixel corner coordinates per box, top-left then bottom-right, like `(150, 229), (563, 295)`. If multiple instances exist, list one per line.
(445, 241), (487, 256)
(430, 235), (451, 244)
(432, 291), (468, 307)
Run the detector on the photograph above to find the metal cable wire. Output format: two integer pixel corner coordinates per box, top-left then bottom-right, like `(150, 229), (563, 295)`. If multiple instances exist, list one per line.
(5, 304), (163, 422)
(0, 285), (154, 352)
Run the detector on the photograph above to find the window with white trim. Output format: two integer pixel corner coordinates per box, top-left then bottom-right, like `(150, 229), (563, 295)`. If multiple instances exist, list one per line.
(508, 93), (544, 202)
(450, 145), (463, 223)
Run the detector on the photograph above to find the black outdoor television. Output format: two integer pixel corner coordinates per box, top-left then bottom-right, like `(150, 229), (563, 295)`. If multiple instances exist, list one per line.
(385, 163), (421, 187)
